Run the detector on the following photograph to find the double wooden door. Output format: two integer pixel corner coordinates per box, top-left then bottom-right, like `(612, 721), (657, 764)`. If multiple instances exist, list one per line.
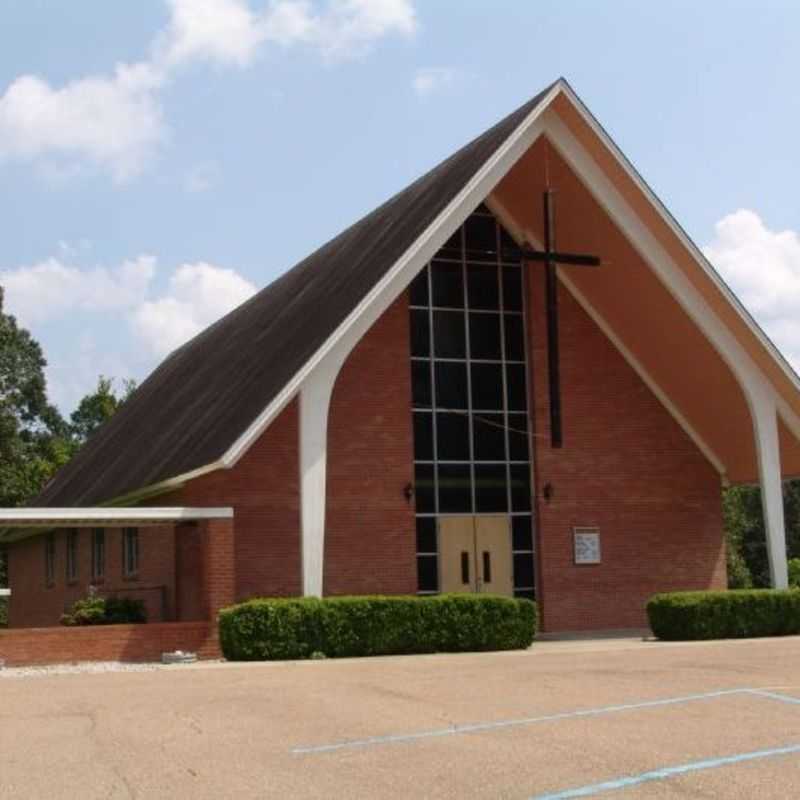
(439, 515), (513, 596)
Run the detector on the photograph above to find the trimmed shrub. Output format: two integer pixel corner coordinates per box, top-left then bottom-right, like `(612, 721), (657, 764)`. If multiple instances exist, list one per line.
(219, 594), (537, 661)
(61, 593), (147, 626)
(647, 590), (800, 641)
(789, 558), (800, 589)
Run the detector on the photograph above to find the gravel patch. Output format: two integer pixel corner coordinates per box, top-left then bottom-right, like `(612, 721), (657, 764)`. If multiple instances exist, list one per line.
(0, 661), (194, 679)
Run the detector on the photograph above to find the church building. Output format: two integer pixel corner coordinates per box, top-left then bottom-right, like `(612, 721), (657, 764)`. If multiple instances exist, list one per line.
(3, 79), (800, 637)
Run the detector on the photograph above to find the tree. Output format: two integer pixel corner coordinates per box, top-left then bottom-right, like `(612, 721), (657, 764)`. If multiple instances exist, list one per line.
(723, 481), (800, 588)
(69, 376), (136, 446)
(0, 287), (70, 508)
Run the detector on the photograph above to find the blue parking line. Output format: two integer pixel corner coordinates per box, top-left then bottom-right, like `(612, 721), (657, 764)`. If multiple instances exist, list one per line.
(292, 688), (743, 755)
(531, 743), (800, 799)
(746, 689), (800, 706)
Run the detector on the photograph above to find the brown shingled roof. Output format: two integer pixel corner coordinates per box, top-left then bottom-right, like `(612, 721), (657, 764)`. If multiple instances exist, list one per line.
(36, 82), (557, 507)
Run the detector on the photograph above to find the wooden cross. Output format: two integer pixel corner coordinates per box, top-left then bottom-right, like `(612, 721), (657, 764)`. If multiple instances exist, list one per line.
(521, 190), (601, 448)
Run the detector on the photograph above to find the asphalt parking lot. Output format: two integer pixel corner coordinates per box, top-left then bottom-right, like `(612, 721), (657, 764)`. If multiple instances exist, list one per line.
(2, 634), (800, 798)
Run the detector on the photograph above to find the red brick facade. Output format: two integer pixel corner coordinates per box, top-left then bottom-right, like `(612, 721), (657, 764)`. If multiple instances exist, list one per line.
(5, 276), (725, 640)
(0, 622), (220, 667)
(324, 295), (417, 596)
(528, 272), (726, 630)
(8, 525), (178, 628)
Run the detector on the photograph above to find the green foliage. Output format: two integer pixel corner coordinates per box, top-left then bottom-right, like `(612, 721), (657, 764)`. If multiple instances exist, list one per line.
(723, 482), (800, 588)
(0, 284), (136, 507)
(68, 376), (136, 446)
(647, 590), (800, 640)
(0, 287), (71, 507)
(60, 595), (107, 626)
(61, 593), (147, 626)
(219, 595), (537, 661)
(789, 558), (800, 589)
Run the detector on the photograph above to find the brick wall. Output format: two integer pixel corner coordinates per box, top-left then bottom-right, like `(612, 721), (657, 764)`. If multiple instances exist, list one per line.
(324, 293), (417, 595)
(162, 295), (416, 601)
(163, 402), (301, 602)
(0, 622), (219, 667)
(7, 525), (177, 628)
(528, 271), (727, 631)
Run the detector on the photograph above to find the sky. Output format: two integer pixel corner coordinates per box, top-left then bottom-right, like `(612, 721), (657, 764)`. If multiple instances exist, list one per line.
(0, 0), (799, 413)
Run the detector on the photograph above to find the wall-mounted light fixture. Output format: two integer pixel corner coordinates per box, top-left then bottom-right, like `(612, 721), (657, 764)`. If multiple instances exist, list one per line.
(403, 482), (414, 503)
(542, 482), (554, 503)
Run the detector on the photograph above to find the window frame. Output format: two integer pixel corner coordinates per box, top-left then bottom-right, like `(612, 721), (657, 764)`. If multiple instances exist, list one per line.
(44, 532), (56, 588)
(122, 527), (139, 579)
(409, 207), (537, 599)
(91, 528), (106, 583)
(65, 528), (78, 585)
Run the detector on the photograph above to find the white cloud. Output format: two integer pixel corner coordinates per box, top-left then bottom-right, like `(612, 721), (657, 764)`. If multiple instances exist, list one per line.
(1, 253), (258, 408)
(703, 209), (800, 369)
(412, 66), (457, 97)
(0, 1), (418, 180)
(132, 262), (256, 355)
(0, 62), (166, 182)
(0, 255), (157, 325)
(158, 0), (269, 68)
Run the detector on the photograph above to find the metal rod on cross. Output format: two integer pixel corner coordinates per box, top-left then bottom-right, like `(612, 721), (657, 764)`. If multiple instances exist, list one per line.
(521, 190), (601, 448)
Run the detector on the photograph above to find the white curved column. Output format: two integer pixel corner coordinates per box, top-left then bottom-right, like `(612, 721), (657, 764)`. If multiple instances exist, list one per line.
(299, 348), (349, 597)
(750, 389), (789, 589)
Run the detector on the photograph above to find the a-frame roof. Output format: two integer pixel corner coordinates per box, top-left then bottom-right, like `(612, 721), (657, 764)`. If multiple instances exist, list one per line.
(35, 78), (800, 507)
(36, 83), (558, 507)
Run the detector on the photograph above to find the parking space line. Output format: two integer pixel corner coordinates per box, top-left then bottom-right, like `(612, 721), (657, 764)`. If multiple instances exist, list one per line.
(746, 689), (800, 706)
(530, 743), (800, 799)
(291, 689), (744, 755)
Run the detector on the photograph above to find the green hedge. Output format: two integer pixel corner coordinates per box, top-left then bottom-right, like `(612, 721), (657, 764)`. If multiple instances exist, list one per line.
(219, 594), (537, 661)
(60, 594), (147, 626)
(647, 590), (800, 640)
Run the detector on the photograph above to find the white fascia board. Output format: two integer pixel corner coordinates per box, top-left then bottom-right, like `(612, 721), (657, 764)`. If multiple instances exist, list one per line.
(100, 461), (224, 509)
(219, 85), (562, 470)
(543, 111), (770, 407)
(0, 507), (234, 525)
(556, 79), (800, 397)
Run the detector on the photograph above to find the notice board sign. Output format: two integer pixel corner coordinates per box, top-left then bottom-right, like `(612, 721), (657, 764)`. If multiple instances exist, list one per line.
(573, 527), (601, 565)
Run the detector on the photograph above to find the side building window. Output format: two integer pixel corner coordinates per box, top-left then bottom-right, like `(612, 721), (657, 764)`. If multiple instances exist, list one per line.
(45, 533), (56, 588)
(66, 529), (78, 584)
(122, 528), (139, 578)
(92, 528), (105, 582)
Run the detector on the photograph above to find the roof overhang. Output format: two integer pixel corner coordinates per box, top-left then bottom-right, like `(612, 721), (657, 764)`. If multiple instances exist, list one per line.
(0, 507), (233, 543)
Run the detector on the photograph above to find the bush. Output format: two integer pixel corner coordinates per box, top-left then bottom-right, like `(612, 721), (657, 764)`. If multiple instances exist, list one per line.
(789, 558), (800, 589)
(647, 590), (800, 641)
(0, 598), (7, 628)
(61, 592), (147, 626)
(219, 594), (537, 661)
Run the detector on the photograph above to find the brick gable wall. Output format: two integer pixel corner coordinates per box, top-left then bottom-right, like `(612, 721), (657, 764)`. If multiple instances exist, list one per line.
(528, 272), (727, 630)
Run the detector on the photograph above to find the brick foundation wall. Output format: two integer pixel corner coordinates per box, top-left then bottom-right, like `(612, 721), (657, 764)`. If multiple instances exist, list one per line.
(0, 622), (219, 667)
(324, 293), (417, 595)
(528, 271), (727, 631)
(7, 525), (177, 628)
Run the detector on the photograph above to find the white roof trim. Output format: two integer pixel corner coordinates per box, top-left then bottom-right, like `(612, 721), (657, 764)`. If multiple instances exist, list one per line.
(219, 82), (563, 470)
(556, 80), (800, 397)
(0, 507), (233, 525)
